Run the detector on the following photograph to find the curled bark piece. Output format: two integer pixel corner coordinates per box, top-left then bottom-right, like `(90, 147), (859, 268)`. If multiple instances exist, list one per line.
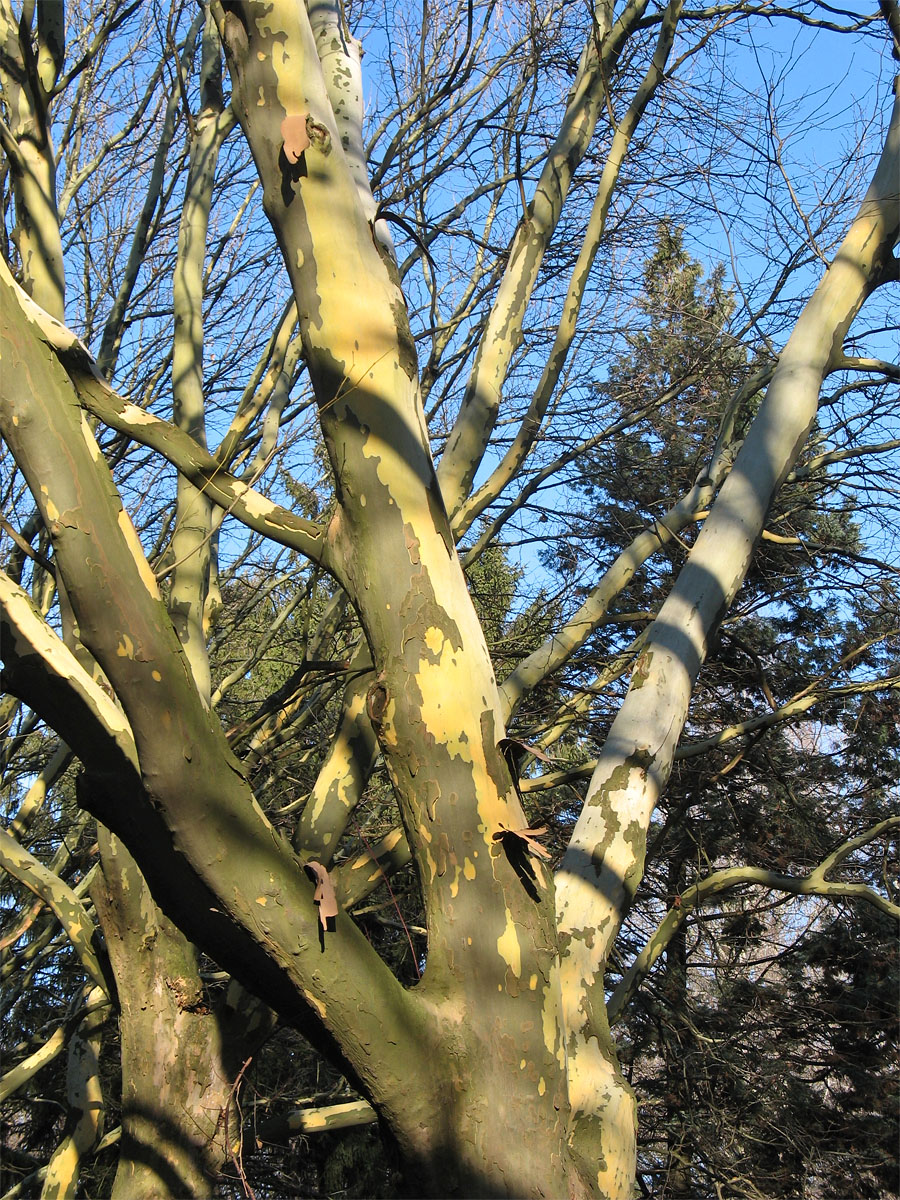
(305, 860), (338, 931)
(281, 113), (310, 162)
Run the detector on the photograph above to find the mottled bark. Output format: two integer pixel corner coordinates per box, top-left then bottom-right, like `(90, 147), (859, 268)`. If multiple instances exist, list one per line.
(91, 831), (272, 1200)
(4, 5), (896, 1198)
(40, 986), (107, 1200)
(213, 2), (581, 1191)
(1, 263), (450, 1186)
(168, 13), (235, 705)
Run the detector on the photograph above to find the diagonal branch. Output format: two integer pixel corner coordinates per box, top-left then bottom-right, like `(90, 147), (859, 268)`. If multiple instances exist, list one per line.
(1, 270), (428, 1109)
(520, 674), (900, 792)
(0, 260), (331, 570)
(0, 829), (110, 995)
(452, 0), (686, 541)
(554, 74), (900, 1160)
(436, 0), (655, 514)
(607, 815), (900, 1024)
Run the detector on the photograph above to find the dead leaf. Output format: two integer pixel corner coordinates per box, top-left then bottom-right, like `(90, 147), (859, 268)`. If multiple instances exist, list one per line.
(491, 825), (552, 901)
(498, 737), (556, 799)
(305, 860), (338, 931)
(281, 114), (310, 163)
(492, 825), (552, 860)
(498, 736), (554, 766)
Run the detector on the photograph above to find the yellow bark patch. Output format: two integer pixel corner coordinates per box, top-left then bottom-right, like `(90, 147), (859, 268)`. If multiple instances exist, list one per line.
(116, 634), (134, 658)
(422, 844), (438, 882)
(80, 412), (101, 461)
(424, 625), (444, 656)
(538, 1076), (546, 1096)
(463, 857), (476, 880)
(412, 633), (510, 832)
(303, 989), (326, 1019)
(256, 896), (267, 906)
(496, 906), (521, 979)
(236, 481), (274, 519)
(117, 508), (161, 598)
(529, 973), (538, 990)
(121, 403), (157, 425)
(151, 670), (162, 681)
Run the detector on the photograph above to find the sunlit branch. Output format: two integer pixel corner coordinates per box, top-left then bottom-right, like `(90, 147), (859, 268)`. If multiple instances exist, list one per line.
(0, 829), (110, 995)
(0, 989), (111, 1104)
(1, 261), (330, 567)
(436, 0), (655, 514)
(39, 985), (108, 1200)
(787, 436), (900, 481)
(453, 0), (686, 541)
(333, 826), (414, 910)
(168, 18), (236, 704)
(292, 644), (378, 864)
(522, 674), (899, 792)
(213, 298), (300, 467)
(607, 815), (900, 1025)
(252, 1098), (378, 1143)
(500, 472), (720, 721)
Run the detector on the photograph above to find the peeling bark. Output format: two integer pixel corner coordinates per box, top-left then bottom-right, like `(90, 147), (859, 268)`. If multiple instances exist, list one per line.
(3, 6), (895, 1198)
(92, 831), (272, 1200)
(214, 2), (582, 1189)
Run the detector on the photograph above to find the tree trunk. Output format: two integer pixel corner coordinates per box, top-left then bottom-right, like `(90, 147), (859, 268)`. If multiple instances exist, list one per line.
(91, 831), (272, 1199)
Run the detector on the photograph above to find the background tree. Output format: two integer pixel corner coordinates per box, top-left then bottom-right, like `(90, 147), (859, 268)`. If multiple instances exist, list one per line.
(547, 223), (899, 1199)
(1, 1), (898, 1198)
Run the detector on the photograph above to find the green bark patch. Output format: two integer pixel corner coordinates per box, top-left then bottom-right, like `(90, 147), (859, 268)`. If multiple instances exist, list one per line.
(396, 571), (464, 659)
(588, 804), (621, 878)
(630, 648), (653, 688)
(480, 709), (512, 798)
(391, 297), (418, 380)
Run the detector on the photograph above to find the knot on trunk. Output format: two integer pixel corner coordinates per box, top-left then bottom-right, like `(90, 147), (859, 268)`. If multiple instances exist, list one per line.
(165, 975), (209, 1014)
(366, 678), (389, 727)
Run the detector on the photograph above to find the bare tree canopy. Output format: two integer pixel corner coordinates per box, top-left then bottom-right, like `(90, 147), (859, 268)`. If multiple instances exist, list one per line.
(1, 1), (898, 1197)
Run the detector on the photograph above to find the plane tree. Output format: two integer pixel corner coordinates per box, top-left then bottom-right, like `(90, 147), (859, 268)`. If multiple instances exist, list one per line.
(1, 1), (898, 1197)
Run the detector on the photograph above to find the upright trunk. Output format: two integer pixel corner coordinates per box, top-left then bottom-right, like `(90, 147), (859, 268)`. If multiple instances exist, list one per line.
(213, 7), (582, 1196)
(0, 1), (65, 320)
(91, 831), (273, 1199)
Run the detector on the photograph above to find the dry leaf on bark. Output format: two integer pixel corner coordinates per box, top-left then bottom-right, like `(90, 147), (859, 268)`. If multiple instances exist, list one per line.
(305, 860), (338, 931)
(281, 114), (310, 163)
